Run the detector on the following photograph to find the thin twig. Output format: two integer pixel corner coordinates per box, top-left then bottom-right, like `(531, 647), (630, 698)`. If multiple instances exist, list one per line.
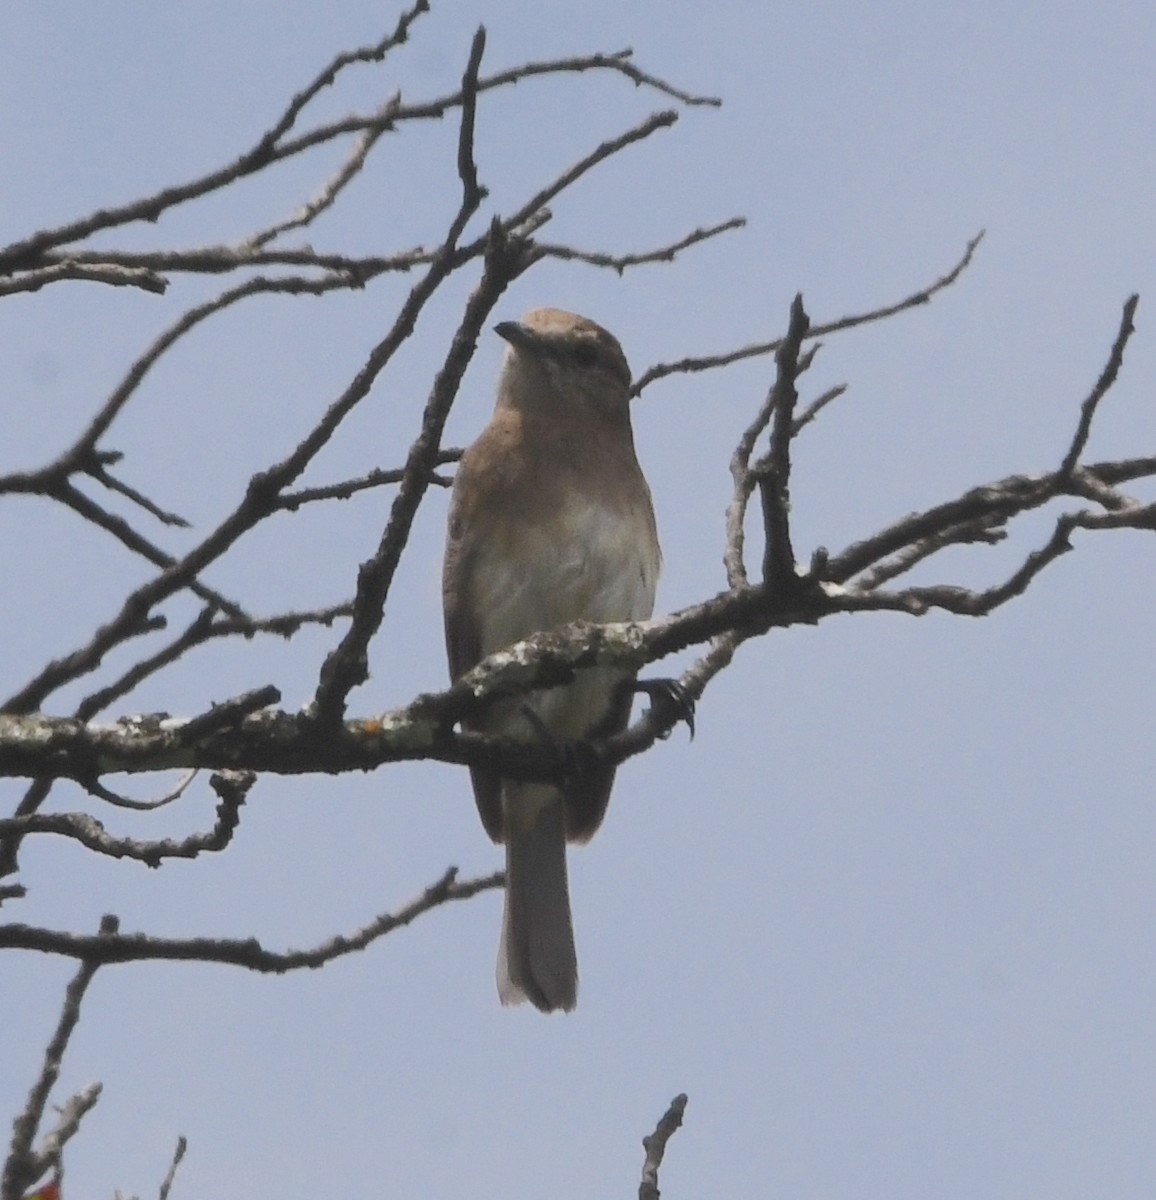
(502, 110), (679, 239)
(1, 918), (114, 1200)
(85, 463), (190, 528)
(1058, 294), (1140, 476)
(639, 1094), (688, 1200)
(725, 381), (777, 589)
(0, 36), (709, 278)
(1, 869), (503, 967)
(275, 458), (459, 511)
(82, 769), (197, 812)
(853, 515), (1007, 591)
(791, 383), (848, 435)
(854, 503), (1156, 618)
(11, 243), (431, 278)
(0, 3), (432, 274)
(52, 481), (244, 618)
(0, 773), (251, 866)
(538, 216), (745, 274)
(312, 26), (506, 725)
(0, 260), (166, 296)
(157, 1136), (187, 1200)
(74, 272), (368, 458)
(759, 294), (809, 592)
(74, 605), (348, 722)
(3, 255), (483, 713)
(253, 0), (430, 155)
(247, 99), (400, 249)
(633, 231), (984, 395)
(176, 687), (282, 743)
(478, 48), (720, 108)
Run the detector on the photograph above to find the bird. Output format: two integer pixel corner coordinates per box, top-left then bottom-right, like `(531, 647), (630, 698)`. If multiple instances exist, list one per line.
(442, 307), (660, 1012)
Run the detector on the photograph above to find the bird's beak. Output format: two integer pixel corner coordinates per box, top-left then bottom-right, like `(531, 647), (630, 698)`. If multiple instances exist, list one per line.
(494, 320), (541, 354)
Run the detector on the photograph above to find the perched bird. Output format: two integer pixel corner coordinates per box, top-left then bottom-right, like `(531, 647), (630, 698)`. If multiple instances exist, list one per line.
(443, 308), (660, 1012)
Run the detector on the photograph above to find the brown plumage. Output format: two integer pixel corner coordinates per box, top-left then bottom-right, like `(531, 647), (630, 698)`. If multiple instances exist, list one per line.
(443, 308), (659, 1011)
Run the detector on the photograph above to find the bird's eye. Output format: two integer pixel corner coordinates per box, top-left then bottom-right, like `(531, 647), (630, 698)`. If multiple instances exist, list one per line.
(571, 343), (600, 369)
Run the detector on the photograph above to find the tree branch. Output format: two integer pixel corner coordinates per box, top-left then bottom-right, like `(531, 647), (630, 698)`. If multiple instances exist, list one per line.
(1, 919), (114, 1200)
(632, 231), (984, 395)
(639, 1094), (688, 1200)
(1, 869), (502, 967)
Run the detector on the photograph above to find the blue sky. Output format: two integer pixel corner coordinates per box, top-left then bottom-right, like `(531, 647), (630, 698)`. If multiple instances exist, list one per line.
(3, 3), (1156, 1198)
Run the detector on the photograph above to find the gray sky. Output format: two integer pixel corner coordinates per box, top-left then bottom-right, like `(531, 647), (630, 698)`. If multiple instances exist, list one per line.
(3, 3), (1156, 1198)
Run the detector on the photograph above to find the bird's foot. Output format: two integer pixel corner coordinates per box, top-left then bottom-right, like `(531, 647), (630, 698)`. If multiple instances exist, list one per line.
(632, 678), (696, 741)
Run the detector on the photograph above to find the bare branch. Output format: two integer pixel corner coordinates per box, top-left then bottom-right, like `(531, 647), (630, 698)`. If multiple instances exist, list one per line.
(19, 243), (430, 278)
(1, 918), (114, 1200)
(311, 28), (511, 725)
(2, 247), (486, 714)
(275, 457), (459, 512)
(0, 773), (250, 867)
(757, 294), (810, 592)
(828, 301), (1152, 588)
(791, 382), (849, 435)
(1058, 294), (1140, 476)
(157, 1136), (187, 1200)
(0, 34), (711, 282)
(254, 0), (430, 154)
(0, 781), (52, 884)
(4, 420), (1156, 790)
(50, 481), (243, 618)
(632, 231), (984, 395)
(477, 48), (720, 108)
(725, 368), (783, 588)
(501, 109), (679, 239)
(847, 501), (1156, 620)
(0, 272), (372, 517)
(74, 605), (348, 724)
(72, 271), (367, 459)
(0, 869), (503, 968)
(1085, 454), (1156, 488)
(0, 4), (431, 274)
(310, 231), (526, 721)
(15, 1084), (101, 1200)
(853, 516), (1008, 591)
(639, 1094), (688, 1200)
(84, 462), (190, 528)
(0, 260), (166, 296)
(3, 612), (168, 716)
(456, 27), (489, 210)
(538, 216), (746, 274)
(82, 769), (197, 812)
(247, 100), (399, 249)
(812, 229), (985, 337)
(177, 686), (282, 743)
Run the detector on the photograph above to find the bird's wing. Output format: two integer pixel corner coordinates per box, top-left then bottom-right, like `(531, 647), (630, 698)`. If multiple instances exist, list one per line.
(443, 478), (506, 843)
(562, 678), (634, 843)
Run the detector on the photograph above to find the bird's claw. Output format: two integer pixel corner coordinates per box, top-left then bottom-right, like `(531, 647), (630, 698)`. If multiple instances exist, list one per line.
(632, 678), (696, 741)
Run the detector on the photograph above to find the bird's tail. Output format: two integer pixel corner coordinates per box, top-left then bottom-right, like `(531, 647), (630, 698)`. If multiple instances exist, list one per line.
(498, 782), (578, 1012)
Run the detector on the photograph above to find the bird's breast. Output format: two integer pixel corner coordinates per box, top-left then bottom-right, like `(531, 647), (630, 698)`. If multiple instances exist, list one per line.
(470, 494), (658, 658)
